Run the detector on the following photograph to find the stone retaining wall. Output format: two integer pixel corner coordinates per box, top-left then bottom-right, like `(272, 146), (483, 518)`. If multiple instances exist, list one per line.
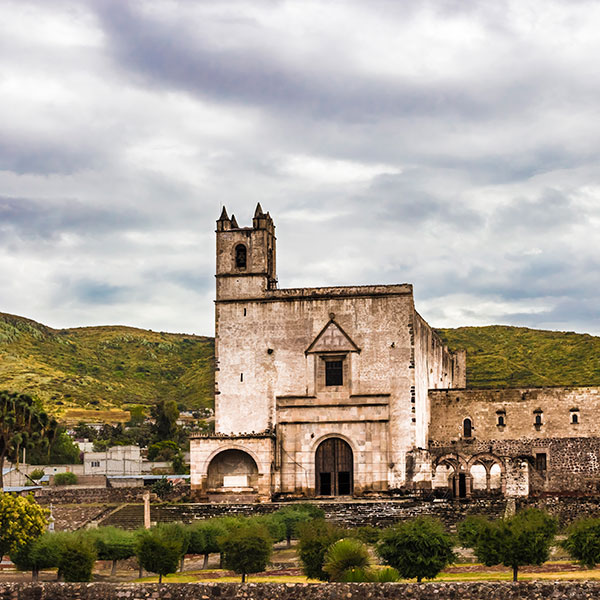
(2, 582), (600, 600)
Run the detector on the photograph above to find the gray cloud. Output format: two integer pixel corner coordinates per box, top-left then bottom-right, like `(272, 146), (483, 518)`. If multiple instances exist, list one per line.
(0, 0), (599, 335)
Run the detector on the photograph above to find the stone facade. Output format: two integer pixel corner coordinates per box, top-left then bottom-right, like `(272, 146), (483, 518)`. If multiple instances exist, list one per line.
(190, 204), (600, 502)
(190, 205), (465, 500)
(429, 387), (600, 498)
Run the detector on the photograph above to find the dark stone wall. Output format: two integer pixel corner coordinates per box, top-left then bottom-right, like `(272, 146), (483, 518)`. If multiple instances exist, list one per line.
(3, 582), (600, 600)
(100, 498), (508, 530)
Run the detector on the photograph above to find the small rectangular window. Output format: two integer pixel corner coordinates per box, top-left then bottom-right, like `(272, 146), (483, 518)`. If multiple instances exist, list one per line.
(325, 360), (343, 386)
(535, 453), (547, 473)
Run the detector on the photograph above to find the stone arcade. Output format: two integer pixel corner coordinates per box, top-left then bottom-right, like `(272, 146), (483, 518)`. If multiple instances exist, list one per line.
(190, 205), (600, 501)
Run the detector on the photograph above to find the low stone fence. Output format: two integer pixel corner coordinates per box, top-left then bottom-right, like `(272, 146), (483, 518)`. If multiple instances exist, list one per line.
(2, 582), (600, 600)
(34, 485), (189, 505)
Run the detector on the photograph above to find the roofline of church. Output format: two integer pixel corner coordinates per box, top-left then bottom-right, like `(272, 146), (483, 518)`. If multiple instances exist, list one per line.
(215, 283), (413, 304)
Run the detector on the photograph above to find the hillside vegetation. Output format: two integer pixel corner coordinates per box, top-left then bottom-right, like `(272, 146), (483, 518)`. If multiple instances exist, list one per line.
(1, 311), (599, 417)
(436, 325), (600, 389)
(0, 312), (214, 417)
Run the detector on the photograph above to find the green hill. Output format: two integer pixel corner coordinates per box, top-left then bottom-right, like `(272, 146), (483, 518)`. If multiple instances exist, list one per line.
(1, 311), (599, 418)
(436, 325), (600, 389)
(0, 312), (214, 418)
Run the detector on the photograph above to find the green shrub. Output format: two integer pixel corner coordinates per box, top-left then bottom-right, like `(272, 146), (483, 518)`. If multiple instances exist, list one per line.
(457, 515), (488, 548)
(57, 533), (97, 582)
(54, 472), (78, 485)
(250, 514), (286, 544)
(272, 507), (313, 546)
(151, 477), (172, 498)
(188, 520), (228, 568)
(462, 508), (557, 581)
(562, 518), (600, 568)
(135, 525), (185, 582)
(219, 522), (273, 582)
(323, 538), (371, 582)
(297, 519), (344, 581)
(348, 525), (381, 545)
(29, 469), (45, 481)
(293, 502), (325, 520)
(91, 527), (136, 575)
(10, 533), (61, 581)
(377, 516), (455, 582)
(341, 566), (400, 582)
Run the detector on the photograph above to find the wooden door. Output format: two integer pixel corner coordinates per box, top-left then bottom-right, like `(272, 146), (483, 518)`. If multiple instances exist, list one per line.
(315, 438), (353, 496)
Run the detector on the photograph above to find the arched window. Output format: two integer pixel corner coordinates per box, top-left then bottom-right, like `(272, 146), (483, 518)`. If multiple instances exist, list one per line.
(572, 413), (579, 424)
(497, 414), (505, 427)
(534, 411), (543, 426)
(235, 244), (247, 268)
(463, 418), (472, 438)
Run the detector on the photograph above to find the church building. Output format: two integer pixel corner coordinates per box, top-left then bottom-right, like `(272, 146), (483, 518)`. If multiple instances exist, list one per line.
(190, 205), (466, 501)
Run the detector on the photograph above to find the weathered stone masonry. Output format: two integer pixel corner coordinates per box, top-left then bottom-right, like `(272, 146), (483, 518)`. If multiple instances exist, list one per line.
(190, 205), (464, 500)
(3, 582), (600, 600)
(429, 387), (600, 497)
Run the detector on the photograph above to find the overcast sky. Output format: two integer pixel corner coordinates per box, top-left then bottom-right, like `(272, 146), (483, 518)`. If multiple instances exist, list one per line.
(1, 0), (600, 337)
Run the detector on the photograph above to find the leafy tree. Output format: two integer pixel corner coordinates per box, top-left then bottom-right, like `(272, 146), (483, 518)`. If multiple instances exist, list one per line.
(54, 471), (78, 485)
(250, 514), (286, 544)
(323, 538), (371, 582)
(28, 426), (81, 465)
(29, 469), (45, 481)
(147, 440), (180, 461)
(135, 525), (185, 582)
(91, 527), (136, 575)
(297, 519), (344, 581)
(57, 532), (97, 582)
(273, 507), (313, 546)
(219, 522), (273, 582)
(562, 518), (600, 568)
(0, 493), (49, 557)
(10, 532), (61, 581)
(347, 525), (382, 545)
(294, 502), (325, 520)
(156, 522), (190, 572)
(73, 422), (98, 441)
(188, 520), (228, 568)
(465, 508), (557, 581)
(457, 515), (489, 548)
(151, 399), (180, 442)
(151, 477), (173, 499)
(0, 391), (56, 487)
(377, 516), (455, 582)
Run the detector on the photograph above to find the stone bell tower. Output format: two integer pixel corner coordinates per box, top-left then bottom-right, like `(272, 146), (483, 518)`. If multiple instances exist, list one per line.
(216, 203), (277, 302)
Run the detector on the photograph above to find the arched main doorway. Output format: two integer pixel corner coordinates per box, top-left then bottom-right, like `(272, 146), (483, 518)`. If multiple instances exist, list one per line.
(315, 437), (353, 496)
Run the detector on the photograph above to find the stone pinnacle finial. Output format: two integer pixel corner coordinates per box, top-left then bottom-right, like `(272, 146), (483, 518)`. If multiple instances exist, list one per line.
(254, 202), (264, 218)
(218, 206), (229, 221)
(230, 214), (239, 228)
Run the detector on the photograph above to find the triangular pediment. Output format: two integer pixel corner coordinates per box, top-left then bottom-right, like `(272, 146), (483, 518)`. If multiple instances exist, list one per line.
(306, 319), (360, 354)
